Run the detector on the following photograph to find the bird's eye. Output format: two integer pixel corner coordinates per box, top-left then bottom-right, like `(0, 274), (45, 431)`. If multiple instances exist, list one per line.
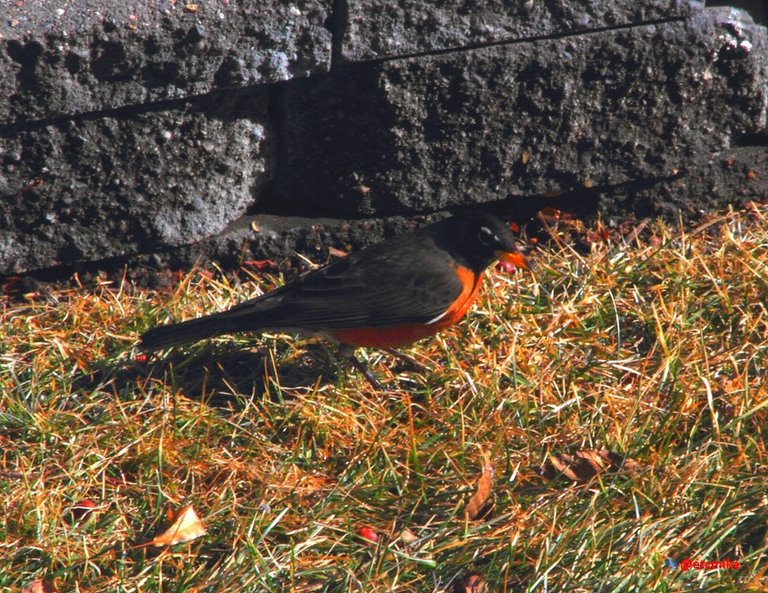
(478, 226), (498, 246)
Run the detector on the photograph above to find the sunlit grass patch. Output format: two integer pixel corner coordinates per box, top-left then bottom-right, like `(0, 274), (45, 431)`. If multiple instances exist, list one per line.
(1, 205), (766, 592)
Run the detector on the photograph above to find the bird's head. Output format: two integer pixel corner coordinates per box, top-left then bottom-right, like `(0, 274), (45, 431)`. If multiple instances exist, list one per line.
(457, 211), (530, 272)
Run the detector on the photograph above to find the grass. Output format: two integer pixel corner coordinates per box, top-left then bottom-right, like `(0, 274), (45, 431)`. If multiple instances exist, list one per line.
(1, 204), (767, 592)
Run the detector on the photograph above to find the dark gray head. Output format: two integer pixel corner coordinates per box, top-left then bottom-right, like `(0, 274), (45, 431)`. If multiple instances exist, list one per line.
(432, 211), (530, 273)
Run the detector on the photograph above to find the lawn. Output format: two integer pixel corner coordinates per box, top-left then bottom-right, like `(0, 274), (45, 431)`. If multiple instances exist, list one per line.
(1, 204), (766, 592)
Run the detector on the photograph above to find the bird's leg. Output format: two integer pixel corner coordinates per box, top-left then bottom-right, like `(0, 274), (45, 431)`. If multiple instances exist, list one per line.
(384, 348), (429, 373)
(340, 345), (383, 390)
(351, 357), (384, 391)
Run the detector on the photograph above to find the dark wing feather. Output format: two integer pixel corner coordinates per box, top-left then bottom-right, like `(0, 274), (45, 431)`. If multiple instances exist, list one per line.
(223, 232), (464, 331)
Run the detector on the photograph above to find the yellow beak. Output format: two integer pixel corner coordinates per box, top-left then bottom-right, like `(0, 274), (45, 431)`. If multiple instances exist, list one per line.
(496, 250), (531, 271)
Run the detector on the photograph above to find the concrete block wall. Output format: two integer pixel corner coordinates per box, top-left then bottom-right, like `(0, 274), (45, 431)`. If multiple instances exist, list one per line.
(1, 1), (766, 276)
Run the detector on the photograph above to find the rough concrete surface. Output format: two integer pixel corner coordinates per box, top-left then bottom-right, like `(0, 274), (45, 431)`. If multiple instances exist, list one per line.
(0, 88), (271, 273)
(275, 8), (767, 218)
(0, 1), (766, 278)
(343, 0), (696, 61)
(0, 0), (332, 124)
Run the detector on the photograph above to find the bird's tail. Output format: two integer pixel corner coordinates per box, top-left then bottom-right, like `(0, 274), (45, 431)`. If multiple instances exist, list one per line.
(140, 311), (244, 351)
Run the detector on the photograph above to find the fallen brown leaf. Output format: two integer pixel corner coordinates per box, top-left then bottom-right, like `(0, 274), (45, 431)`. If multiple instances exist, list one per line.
(22, 580), (58, 593)
(151, 504), (206, 547)
(464, 453), (494, 521)
(328, 247), (349, 259)
(456, 572), (487, 593)
(243, 259), (276, 271)
(540, 449), (641, 482)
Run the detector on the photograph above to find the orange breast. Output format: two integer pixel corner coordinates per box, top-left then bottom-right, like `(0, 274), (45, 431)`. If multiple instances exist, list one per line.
(330, 266), (484, 348)
(434, 266), (484, 327)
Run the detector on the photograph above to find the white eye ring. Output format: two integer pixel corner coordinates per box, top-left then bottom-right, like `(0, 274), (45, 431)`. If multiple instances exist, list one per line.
(479, 226), (499, 243)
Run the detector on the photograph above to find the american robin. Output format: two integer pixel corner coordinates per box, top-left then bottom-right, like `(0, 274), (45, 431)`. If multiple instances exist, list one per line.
(140, 211), (529, 383)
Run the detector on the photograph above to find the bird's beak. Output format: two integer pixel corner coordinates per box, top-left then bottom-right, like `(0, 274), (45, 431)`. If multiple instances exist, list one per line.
(496, 250), (531, 271)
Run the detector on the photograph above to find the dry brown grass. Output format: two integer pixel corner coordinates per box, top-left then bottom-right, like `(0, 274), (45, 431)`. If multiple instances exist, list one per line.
(1, 204), (767, 592)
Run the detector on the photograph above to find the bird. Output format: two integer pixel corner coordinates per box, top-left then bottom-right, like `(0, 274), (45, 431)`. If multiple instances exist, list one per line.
(139, 211), (530, 386)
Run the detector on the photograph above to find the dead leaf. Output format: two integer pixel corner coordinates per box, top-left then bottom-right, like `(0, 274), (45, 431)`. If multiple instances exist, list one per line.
(539, 206), (562, 220)
(243, 259), (276, 271)
(22, 580), (58, 593)
(328, 247), (348, 259)
(584, 229), (603, 246)
(151, 505), (206, 547)
(464, 454), (494, 521)
(400, 527), (418, 543)
(540, 449), (641, 482)
(456, 572), (487, 593)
